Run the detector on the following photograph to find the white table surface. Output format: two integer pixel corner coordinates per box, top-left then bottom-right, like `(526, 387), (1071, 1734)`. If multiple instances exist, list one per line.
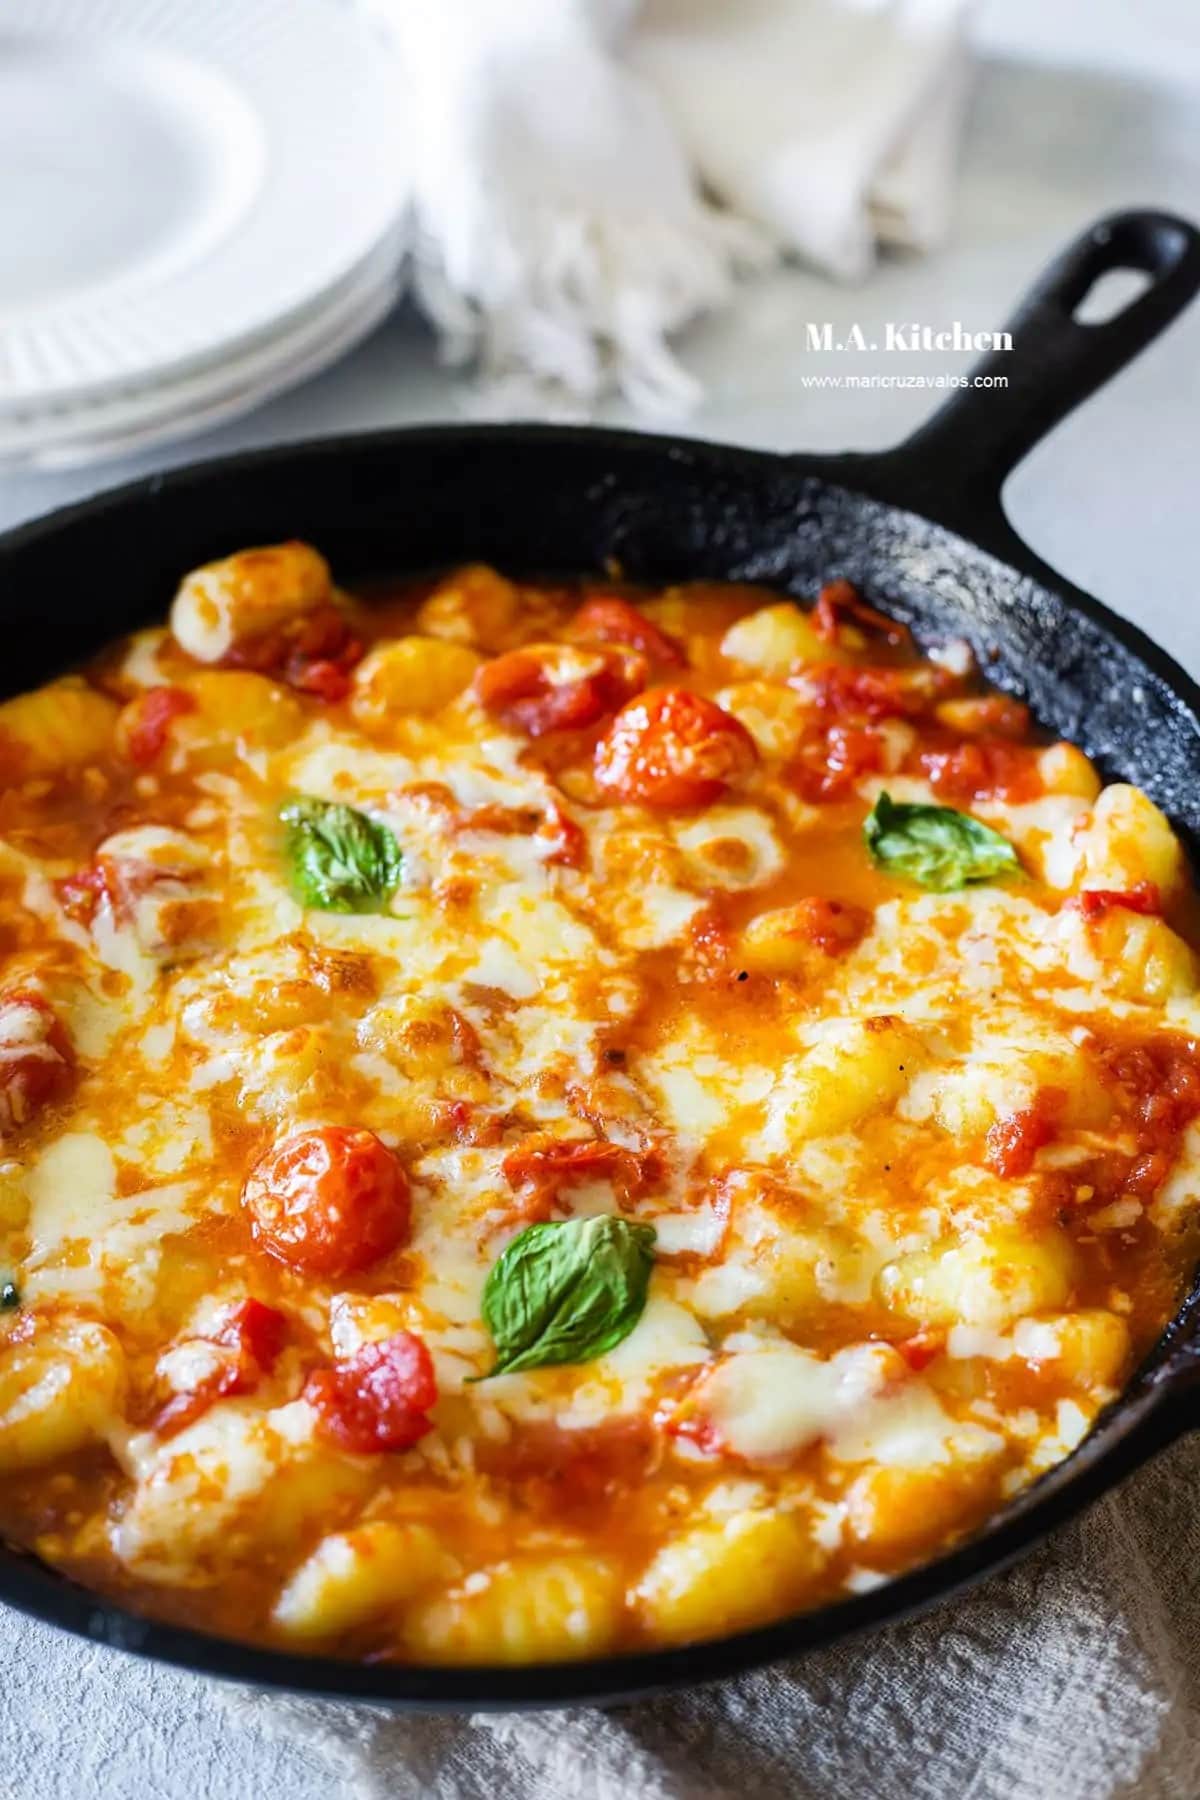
(2, 3), (1199, 1796)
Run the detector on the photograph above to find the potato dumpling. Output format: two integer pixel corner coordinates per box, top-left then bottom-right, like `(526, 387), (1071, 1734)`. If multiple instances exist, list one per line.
(170, 541), (331, 663)
(1074, 783), (1184, 898)
(176, 669), (304, 751)
(930, 1039), (1107, 1141)
(1038, 742), (1102, 801)
(876, 1228), (1075, 1330)
(403, 1554), (624, 1664)
(715, 682), (811, 759)
(720, 602), (844, 676)
(1064, 907), (1198, 1005)
(0, 679), (118, 777)
(845, 1461), (997, 1559)
(0, 1319), (124, 1472)
(416, 565), (520, 651)
(634, 1509), (824, 1645)
(739, 899), (866, 980)
(766, 1017), (926, 1145)
(351, 638), (481, 730)
(1013, 1309), (1131, 1389)
(273, 1521), (451, 1642)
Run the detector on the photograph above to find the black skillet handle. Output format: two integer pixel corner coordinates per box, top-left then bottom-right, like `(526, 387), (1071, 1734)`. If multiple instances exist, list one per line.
(841, 210), (1200, 558)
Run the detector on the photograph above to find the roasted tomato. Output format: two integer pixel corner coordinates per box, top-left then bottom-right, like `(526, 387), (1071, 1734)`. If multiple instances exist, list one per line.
(116, 686), (196, 766)
(812, 579), (909, 648)
(242, 1126), (411, 1276)
(474, 642), (646, 738)
(799, 664), (954, 721)
(568, 596), (686, 667)
(502, 1136), (650, 1216)
(919, 739), (1043, 803)
(0, 991), (72, 1135)
(789, 723), (887, 802)
(985, 1089), (1065, 1178)
(152, 1299), (288, 1439)
(1076, 882), (1162, 920)
(226, 604), (363, 702)
(593, 687), (758, 808)
(305, 1330), (438, 1453)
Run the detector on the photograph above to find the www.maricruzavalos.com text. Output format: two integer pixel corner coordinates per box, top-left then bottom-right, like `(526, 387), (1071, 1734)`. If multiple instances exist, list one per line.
(799, 372), (1009, 390)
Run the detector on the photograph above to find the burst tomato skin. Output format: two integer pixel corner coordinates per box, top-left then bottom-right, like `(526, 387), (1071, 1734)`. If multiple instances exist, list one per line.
(119, 686), (196, 766)
(151, 1299), (289, 1439)
(304, 1331), (437, 1453)
(242, 1127), (410, 1276)
(569, 597), (685, 667)
(1076, 881), (1162, 920)
(594, 687), (758, 808)
(474, 643), (646, 738)
(501, 1136), (649, 1219)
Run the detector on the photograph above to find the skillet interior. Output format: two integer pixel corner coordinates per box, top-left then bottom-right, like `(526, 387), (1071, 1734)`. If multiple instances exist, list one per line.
(0, 423), (1199, 1706)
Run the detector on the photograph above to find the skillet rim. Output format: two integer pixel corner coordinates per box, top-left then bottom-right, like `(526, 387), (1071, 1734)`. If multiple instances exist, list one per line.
(0, 419), (1198, 1707)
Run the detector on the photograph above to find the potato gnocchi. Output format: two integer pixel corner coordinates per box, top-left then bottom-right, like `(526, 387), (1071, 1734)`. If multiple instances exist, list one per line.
(0, 547), (1197, 1662)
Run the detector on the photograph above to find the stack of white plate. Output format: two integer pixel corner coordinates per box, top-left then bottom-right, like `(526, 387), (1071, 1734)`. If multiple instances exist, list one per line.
(0, 0), (409, 469)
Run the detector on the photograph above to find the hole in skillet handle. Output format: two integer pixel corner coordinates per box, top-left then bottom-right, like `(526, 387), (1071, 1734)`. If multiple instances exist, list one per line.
(827, 208), (1200, 559)
(1072, 266), (1155, 325)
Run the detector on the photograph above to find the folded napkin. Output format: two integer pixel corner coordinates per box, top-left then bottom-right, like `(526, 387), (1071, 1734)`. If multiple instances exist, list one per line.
(362, 0), (973, 409)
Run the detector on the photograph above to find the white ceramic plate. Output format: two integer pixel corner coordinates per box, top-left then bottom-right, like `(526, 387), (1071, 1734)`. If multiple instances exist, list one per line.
(0, 230), (404, 470)
(0, 0), (407, 409)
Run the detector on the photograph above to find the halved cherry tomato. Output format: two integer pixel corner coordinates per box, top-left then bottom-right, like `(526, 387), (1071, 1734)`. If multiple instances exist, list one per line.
(568, 597), (686, 667)
(242, 1126), (410, 1276)
(474, 643), (646, 738)
(118, 686), (196, 766)
(1076, 882), (1162, 920)
(305, 1330), (437, 1453)
(594, 687), (758, 808)
(0, 991), (72, 1135)
(151, 1299), (289, 1439)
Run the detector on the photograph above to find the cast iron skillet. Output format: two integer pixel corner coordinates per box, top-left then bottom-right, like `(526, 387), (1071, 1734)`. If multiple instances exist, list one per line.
(1, 209), (1200, 1708)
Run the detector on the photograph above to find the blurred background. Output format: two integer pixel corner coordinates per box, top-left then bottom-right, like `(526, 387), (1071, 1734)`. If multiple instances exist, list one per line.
(1, 0), (1198, 657)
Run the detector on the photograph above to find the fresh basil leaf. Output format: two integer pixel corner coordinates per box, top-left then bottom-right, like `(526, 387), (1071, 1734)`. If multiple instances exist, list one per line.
(864, 790), (1020, 892)
(280, 796), (402, 913)
(477, 1215), (656, 1378)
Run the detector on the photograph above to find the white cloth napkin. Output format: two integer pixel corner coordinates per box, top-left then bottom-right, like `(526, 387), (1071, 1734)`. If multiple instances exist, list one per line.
(361, 0), (973, 409)
(5, 1431), (1196, 1799)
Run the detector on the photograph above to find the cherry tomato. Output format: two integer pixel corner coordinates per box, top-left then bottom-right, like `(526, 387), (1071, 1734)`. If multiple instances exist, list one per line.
(225, 604), (362, 701)
(569, 597), (686, 667)
(151, 1299), (289, 1439)
(0, 991), (72, 1135)
(593, 687), (758, 808)
(242, 1126), (410, 1276)
(305, 1330), (437, 1453)
(118, 686), (196, 766)
(474, 643), (646, 738)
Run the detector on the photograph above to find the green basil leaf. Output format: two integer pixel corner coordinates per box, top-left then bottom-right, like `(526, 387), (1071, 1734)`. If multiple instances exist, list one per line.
(864, 790), (1021, 892)
(280, 796), (402, 913)
(477, 1215), (656, 1378)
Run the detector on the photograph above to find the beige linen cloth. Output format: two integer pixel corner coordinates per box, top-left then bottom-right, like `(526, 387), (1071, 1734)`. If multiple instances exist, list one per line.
(2, 1430), (1196, 1799)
